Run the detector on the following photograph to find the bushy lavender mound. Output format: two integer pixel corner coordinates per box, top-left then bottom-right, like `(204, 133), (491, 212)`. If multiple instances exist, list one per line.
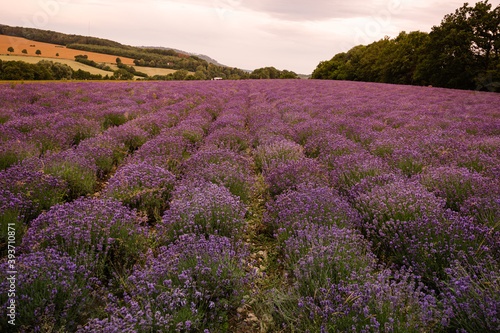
(104, 160), (176, 221)
(264, 185), (360, 242)
(418, 166), (497, 211)
(21, 197), (148, 278)
(159, 180), (246, 241)
(377, 214), (500, 284)
(253, 139), (304, 171)
(328, 152), (392, 192)
(203, 126), (254, 151)
(43, 149), (98, 199)
(181, 148), (254, 202)
(263, 158), (331, 196)
(129, 134), (193, 173)
(272, 224), (443, 332)
(354, 178), (446, 236)
(441, 261), (500, 331)
(80, 233), (254, 332)
(0, 249), (102, 332)
(0, 139), (39, 170)
(0, 157), (67, 220)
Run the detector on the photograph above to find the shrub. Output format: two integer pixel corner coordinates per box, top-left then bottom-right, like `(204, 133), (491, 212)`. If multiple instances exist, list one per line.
(158, 180), (246, 242)
(104, 161), (176, 221)
(43, 149), (98, 200)
(441, 260), (500, 331)
(21, 197), (148, 280)
(264, 185), (360, 243)
(80, 234), (254, 332)
(418, 166), (496, 211)
(182, 148), (254, 203)
(264, 158), (330, 196)
(0, 139), (39, 170)
(0, 249), (102, 332)
(0, 158), (67, 219)
(270, 224), (443, 332)
(253, 139), (304, 172)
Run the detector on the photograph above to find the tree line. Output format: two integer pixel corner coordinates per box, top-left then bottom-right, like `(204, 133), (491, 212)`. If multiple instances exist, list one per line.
(312, 1), (500, 91)
(0, 59), (108, 80)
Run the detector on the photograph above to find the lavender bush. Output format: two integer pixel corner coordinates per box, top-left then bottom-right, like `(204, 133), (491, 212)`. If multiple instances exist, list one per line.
(418, 166), (496, 211)
(21, 197), (148, 279)
(264, 185), (360, 243)
(0, 249), (102, 332)
(0, 157), (67, 220)
(271, 224), (443, 332)
(253, 139), (304, 172)
(104, 161), (176, 221)
(80, 234), (254, 332)
(181, 148), (254, 203)
(158, 180), (246, 242)
(43, 149), (98, 199)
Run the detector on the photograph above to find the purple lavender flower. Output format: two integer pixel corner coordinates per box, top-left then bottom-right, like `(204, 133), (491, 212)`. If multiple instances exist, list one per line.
(21, 197), (148, 278)
(43, 149), (98, 199)
(158, 180), (246, 242)
(80, 233), (254, 332)
(0, 249), (102, 332)
(264, 185), (360, 242)
(104, 160), (176, 221)
(181, 148), (255, 202)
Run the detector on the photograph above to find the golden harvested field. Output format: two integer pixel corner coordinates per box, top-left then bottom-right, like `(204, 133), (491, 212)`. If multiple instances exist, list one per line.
(0, 55), (115, 76)
(134, 66), (193, 76)
(0, 35), (135, 65)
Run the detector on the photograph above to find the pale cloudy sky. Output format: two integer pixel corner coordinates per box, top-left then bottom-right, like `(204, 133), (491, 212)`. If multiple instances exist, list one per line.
(2, 0), (499, 74)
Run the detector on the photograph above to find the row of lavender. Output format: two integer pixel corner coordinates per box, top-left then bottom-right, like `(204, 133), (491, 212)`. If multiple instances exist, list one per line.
(1, 80), (499, 332)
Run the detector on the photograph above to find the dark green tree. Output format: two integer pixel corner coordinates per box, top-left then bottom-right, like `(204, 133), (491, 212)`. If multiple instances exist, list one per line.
(35, 49), (41, 56)
(22, 49), (27, 54)
(173, 69), (188, 80)
(7, 47), (14, 53)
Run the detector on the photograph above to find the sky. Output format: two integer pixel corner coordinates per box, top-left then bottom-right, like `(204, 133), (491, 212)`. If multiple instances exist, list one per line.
(2, 0), (500, 74)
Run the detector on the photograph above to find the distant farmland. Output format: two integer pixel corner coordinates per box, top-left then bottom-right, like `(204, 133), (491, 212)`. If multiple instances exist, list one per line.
(0, 34), (135, 65)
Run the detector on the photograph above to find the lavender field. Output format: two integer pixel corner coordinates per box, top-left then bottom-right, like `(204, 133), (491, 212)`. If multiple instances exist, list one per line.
(1, 79), (499, 332)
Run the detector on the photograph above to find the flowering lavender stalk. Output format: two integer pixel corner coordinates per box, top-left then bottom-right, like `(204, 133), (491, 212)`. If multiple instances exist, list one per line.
(0, 157), (67, 220)
(21, 197), (148, 279)
(181, 148), (254, 203)
(43, 149), (98, 200)
(159, 180), (246, 242)
(0, 249), (102, 332)
(80, 233), (254, 332)
(104, 161), (176, 221)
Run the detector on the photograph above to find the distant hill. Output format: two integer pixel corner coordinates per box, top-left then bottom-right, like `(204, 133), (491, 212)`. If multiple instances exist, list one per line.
(139, 46), (227, 67)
